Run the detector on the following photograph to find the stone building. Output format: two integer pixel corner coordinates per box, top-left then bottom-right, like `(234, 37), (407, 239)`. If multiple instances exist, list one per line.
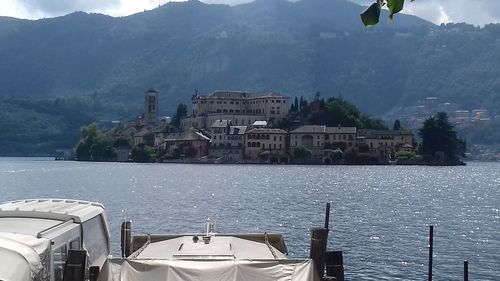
(289, 125), (357, 163)
(143, 88), (159, 124)
(208, 120), (247, 162)
(244, 128), (288, 163)
(356, 129), (415, 158)
(181, 91), (290, 130)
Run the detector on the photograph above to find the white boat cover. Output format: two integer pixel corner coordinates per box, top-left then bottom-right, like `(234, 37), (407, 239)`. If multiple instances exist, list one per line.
(98, 259), (319, 281)
(0, 232), (50, 281)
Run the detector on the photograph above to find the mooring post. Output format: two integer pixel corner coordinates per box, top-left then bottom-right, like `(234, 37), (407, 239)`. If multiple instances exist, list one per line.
(464, 260), (468, 281)
(325, 202), (331, 229)
(310, 227), (329, 278)
(428, 225), (434, 281)
(121, 221), (132, 257)
(325, 251), (344, 281)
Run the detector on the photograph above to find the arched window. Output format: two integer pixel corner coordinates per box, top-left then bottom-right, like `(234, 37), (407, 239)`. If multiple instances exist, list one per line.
(247, 142), (251, 147)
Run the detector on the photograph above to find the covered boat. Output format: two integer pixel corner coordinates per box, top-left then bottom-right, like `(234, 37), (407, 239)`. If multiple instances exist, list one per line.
(0, 199), (110, 281)
(99, 230), (319, 281)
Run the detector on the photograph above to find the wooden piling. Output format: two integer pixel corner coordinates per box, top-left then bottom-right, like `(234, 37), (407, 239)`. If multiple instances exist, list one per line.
(428, 225), (434, 281)
(325, 251), (344, 281)
(325, 202), (331, 229)
(310, 227), (329, 278)
(464, 260), (468, 281)
(121, 221), (132, 257)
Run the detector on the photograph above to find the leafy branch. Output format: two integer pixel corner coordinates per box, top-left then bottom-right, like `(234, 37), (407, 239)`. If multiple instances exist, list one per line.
(361, 0), (415, 27)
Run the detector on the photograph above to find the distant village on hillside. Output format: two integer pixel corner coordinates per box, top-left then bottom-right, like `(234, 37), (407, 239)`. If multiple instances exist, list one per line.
(64, 89), (419, 165)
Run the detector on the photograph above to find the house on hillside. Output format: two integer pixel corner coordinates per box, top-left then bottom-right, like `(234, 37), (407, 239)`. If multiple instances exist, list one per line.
(181, 90), (289, 130)
(356, 129), (415, 159)
(160, 129), (211, 160)
(208, 120), (247, 163)
(244, 128), (288, 163)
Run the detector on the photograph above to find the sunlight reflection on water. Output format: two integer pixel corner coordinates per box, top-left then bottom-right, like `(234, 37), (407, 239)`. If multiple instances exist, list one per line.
(0, 159), (498, 280)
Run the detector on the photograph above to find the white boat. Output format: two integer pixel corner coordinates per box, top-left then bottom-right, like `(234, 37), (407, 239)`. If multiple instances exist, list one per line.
(0, 199), (110, 281)
(99, 222), (319, 281)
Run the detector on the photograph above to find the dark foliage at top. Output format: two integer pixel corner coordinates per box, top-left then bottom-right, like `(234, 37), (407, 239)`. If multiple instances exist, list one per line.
(419, 112), (466, 161)
(283, 95), (388, 130)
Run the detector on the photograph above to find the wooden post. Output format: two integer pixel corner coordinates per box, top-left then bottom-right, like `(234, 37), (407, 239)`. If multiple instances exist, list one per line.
(428, 225), (434, 281)
(121, 221), (132, 257)
(325, 202), (331, 230)
(464, 260), (468, 281)
(310, 227), (329, 278)
(325, 251), (344, 281)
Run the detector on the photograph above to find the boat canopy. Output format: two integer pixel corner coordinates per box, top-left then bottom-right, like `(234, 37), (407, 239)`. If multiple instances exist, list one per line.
(0, 232), (50, 281)
(97, 235), (318, 281)
(98, 259), (318, 281)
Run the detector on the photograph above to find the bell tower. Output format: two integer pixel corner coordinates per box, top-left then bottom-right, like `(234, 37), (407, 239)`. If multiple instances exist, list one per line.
(144, 88), (159, 124)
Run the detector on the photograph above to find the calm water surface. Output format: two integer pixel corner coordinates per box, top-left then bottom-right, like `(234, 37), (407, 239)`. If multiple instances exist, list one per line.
(0, 158), (498, 280)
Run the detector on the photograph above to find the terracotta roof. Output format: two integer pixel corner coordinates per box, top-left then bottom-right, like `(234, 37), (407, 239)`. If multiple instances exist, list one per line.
(246, 128), (287, 134)
(325, 126), (357, 134)
(358, 129), (413, 137)
(290, 125), (326, 134)
(211, 120), (230, 128)
(230, 126), (247, 135)
(195, 91), (289, 100)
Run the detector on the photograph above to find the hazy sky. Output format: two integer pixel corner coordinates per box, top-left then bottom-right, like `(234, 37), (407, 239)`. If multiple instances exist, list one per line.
(0, 0), (498, 26)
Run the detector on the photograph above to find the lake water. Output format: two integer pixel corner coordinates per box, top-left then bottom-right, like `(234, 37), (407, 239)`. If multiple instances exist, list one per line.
(0, 158), (498, 280)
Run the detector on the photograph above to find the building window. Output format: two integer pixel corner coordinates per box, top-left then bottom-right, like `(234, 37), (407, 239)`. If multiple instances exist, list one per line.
(274, 136), (276, 141)
(274, 143), (276, 149)
(279, 144), (282, 149)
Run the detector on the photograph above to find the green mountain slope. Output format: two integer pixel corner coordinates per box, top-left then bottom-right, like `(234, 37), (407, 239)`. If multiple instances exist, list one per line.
(0, 0), (433, 115)
(2, 0), (500, 154)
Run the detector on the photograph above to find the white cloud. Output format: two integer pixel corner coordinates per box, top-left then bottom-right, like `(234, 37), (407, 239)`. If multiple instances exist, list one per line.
(351, 0), (500, 26)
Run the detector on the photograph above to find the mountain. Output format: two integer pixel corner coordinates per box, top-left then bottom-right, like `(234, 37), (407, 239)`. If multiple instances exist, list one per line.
(0, 0), (433, 115)
(2, 0), (500, 155)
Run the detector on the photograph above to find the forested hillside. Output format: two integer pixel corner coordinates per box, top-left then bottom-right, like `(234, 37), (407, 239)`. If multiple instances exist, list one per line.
(1, 0), (500, 154)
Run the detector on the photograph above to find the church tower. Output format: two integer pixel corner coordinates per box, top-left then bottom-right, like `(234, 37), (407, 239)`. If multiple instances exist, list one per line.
(144, 88), (159, 124)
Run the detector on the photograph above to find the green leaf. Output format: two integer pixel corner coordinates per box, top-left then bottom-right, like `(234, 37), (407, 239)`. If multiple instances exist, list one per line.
(387, 0), (405, 20)
(360, 2), (382, 27)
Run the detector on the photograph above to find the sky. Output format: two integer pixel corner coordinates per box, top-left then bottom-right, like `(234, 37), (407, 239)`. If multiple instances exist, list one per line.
(0, 0), (499, 26)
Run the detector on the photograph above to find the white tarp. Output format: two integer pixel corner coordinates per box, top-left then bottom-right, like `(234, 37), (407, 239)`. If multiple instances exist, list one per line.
(0, 232), (50, 281)
(98, 259), (319, 281)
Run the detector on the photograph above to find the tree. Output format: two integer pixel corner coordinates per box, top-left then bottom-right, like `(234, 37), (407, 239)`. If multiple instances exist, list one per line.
(361, 0), (415, 27)
(131, 144), (156, 163)
(75, 123), (116, 161)
(293, 146), (310, 160)
(171, 103), (188, 128)
(419, 112), (464, 161)
(393, 119), (401, 131)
